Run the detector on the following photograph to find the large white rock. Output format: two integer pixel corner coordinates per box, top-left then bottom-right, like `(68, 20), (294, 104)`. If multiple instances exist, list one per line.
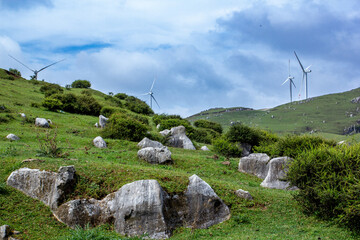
(93, 136), (107, 148)
(137, 147), (172, 164)
(185, 175), (231, 229)
(99, 115), (109, 128)
(161, 126), (196, 150)
(35, 118), (49, 128)
(6, 134), (20, 141)
(238, 153), (271, 179)
(260, 157), (294, 190)
(137, 137), (164, 149)
(6, 166), (76, 210)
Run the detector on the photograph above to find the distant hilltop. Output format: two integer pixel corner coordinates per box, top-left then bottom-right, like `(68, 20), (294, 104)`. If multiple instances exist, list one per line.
(188, 107), (253, 118)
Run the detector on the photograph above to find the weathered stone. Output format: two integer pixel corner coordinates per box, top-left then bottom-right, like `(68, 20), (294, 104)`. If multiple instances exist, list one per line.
(20, 113), (26, 118)
(6, 166), (76, 210)
(351, 96), (360, 104)
(99, 115), (109, 128)
(0, 225), (10, 240)
(47, 119), (52, 124)
(6, 134), (19, 141)
(159, 129), (171, 136)
(35, 118), (49, 128)
(238, 153), (270, 179)
(94, 122), (99, 128)
(235, 189), (253, 200)
(137, 147), (172, 164)
(113, 180), (171, 239)
(240, 143), (252, 157)
(164, 126), (196, 150)
(200, 146), (210, 151)
(137, 137), (164, 149)
(184, 175), (231, 229)
(260, 157), (294, 190)
(93, 136), (107, 148)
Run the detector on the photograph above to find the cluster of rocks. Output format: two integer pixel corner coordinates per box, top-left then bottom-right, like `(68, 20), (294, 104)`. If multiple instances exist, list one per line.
(6, 166), (231, 239)
(238, 153), (296, 190)
(137, 138), (172, 164)
(95, 115), (108, 128)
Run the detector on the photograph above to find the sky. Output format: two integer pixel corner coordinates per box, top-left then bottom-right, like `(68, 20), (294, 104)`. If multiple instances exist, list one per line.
(0, 0), (359, 117)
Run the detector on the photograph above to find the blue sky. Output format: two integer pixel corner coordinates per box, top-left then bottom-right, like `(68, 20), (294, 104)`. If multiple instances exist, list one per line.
(0, 0), (359, 117)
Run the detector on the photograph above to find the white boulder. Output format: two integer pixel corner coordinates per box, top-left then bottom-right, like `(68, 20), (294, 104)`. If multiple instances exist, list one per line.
(93, 136), (107, 148)
(6, 134), (20, 141)
(35, 118), (49, 128)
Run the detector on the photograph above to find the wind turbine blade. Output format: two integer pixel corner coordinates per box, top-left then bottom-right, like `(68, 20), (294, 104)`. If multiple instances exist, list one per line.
(8, 55), (34, 72)
(150, 77), (156, 91)
(305, 65), (312, 71)
(282, 78), (289, 85)
(152, 95), (160, 108)
(38, 58), (65, 72)
(294, 51), (305, 72)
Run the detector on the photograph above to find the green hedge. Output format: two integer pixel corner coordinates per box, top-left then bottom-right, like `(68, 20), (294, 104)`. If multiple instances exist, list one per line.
(194, 119), (223, 134)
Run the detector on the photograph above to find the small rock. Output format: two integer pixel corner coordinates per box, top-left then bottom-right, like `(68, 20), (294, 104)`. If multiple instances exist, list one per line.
(200, 146), (210, 151)
(137, 137), (164, 149)
(19, 113), (26, 118)
(137, 147), (172, 164)
(94, 122), (99, 128)
(156, 124), (161, 129)
(221, 161), (230, 166)
(93, 136), (107, 148)
(0, 225), (11, 240)
(99, 115), (109, 128)
(22, 158), (45, 163)
(235, 189), (253, 200)
(47, 119), (52, 124)
(35, 118), (49, 128)
(6, 134), (20, 141)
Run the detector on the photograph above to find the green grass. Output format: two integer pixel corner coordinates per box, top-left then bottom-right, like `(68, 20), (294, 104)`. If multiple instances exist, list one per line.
(0, 68), (358, 239)
(187, 88), (360, 139)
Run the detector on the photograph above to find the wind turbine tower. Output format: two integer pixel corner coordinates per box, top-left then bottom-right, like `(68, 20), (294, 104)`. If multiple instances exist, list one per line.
(142, 77), (160, 109)
(282, 59), (296, 103)
(294, 51), (311, 99)
(9, 55), (65, 80)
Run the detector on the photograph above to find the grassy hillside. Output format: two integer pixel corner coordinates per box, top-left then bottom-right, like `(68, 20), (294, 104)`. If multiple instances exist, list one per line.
(187, 89), (360, 139)
(0, 68), (358, 239)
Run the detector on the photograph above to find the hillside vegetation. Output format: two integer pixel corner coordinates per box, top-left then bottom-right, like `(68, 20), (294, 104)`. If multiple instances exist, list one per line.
(187, 88), (360, 138)
(0, 68), (359, 239)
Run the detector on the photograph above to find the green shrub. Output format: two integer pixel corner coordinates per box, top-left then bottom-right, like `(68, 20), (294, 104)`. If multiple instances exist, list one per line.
(81, 89), (92, 96)
(8, 68), (21, 77)
(42, 97), (63, 111)
(104, 95), (123, 107)
(40, 83), (64, 97)
(158, 119), (191, 131)
(76, 95), (102, 116)
(114, 92), (128, 100)
(213, 137), (242, 157)
(100, 106), (126, 117)
(51, 93), (78, 113)
(194, 119), (223, 134)
(226, 123), (261, 146)
(124, 96), (153, 115)
(153, 114), (182, 125)
(286, 144), (360, 231)
(30, 102), (40, 108)
(102, 113), (148, 141)
(71, 79), (91, 88)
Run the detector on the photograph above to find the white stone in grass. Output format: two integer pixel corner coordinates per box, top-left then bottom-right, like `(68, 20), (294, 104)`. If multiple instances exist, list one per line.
(35, 118), (50, 128)
(200, 146), (210, 151)
(6, 134), (20, 141)
(93, 136), (107, 148)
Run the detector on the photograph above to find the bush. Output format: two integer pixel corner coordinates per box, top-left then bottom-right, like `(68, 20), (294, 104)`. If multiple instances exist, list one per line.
(51, 93), (78, 113)
(213, 137), (242, 157)
(30, 102), (40, 108)
(71, 79), (91, 88)
(153, 114), (182, 125)
(102, 113), (148, 141)
(40, 83), (63, 97)
(76, 95), (102, 116)
(104, 95), (123, 107)
(287, 144), (360, 231)
(125, 96), (153, 115)
(81, 89), (92, 96)
(194, 119), (223, 134)
(226, 123), (261, 146)
(8, 68), (21, 77)
(114, 93), (128, 100)
(158, 119), (191, 131)
(42, 97), (63, 111)
(100, 106), (126, 117)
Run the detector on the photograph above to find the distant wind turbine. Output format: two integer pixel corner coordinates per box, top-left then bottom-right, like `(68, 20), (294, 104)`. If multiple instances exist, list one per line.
(282, 59), (296, 103)
(294, 51), (311, 99)
(9, 55), (65, 80)
(141, 77), (160, 109)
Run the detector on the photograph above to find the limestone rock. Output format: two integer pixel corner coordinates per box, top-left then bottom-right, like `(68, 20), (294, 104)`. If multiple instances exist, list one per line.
(200, 146), (210, 151)
(94, 122), (99, 128)
(351, 96), (360, 104)
(137, 137), (164, 149)
(159, 129), (171, 136)
(260, 157), (294, 190)
(137, 147), (172, 164)
(162, 126), (196, 150)
(20, 113), (26, 118)
(185, 175), (231, 229)
(35, 118), (49, 128)
(6, 134), (19, 141)
(99, 115), (109, 128)
(238, 153), (270, 179)
(93, 136), (107, 148)
(156, 124), (161, 129)
(6, 166), (76, 210)
(235, 189), (253, 200)
(0, 225), (10, 240)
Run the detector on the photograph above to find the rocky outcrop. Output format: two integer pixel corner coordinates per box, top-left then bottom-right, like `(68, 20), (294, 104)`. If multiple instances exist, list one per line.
(235, 189), (253, 200)
(137, 147), (172, 164)
(184, 175), (231, 229)
(35, 118), (49, 128)
(93, 136), (107, 148)
(260, 157), (294, 190)
(6, 166), (76, 210)
(137, 137), (164, 149)
(160, 126), (195, 150)
(238, 153), (270, 179)
(6, 134), (19, 141)
(99, 115), (109, 128)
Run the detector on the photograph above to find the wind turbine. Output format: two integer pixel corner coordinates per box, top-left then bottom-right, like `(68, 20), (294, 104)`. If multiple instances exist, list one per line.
(9, 55), (65, 80)
(282, 59), (296, 103)
(294, 51), (311, 99)
(142, 77), (160, 109)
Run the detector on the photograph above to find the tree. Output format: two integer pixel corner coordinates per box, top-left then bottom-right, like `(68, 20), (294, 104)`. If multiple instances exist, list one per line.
(8, 68), (21, 77)
(71, 80), (91, 88)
